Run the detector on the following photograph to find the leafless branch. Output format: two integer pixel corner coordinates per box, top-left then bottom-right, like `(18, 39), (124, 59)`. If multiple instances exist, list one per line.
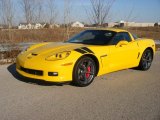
(35, 0), (44, 23)
(88, 0), (116, 26)
(64, 0), (72, 39)
(20, 0), (36, 23)
(47, 0), (58, 24)
(0, 0), (15, 29)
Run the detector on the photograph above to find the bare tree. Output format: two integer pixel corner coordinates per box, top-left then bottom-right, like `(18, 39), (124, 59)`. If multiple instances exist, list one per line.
(64, 0), (72, 39)
(88, 0), (116, 26)
(20, 0), (36, 23)
(47, 0), (58, 25)
(0, 1), (2, 24)
(35, 0), (44, 23)
(125, 6), (137, 23)
(0, 0), (15, 28)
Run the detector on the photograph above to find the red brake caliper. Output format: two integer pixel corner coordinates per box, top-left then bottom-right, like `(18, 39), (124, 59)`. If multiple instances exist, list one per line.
(86, 66), (91, 79)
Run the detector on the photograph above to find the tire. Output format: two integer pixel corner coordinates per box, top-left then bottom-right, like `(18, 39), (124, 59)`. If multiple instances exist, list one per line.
(138, 49), (153, 71)
(72, 56), (96, 87)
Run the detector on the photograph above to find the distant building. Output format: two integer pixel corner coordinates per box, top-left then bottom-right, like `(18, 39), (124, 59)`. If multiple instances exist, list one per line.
(109, 21), (155, 27)
(71, 21), (84, 28)
(34, 23), (46, 29)
(101, 23), (108, 27)
(49, 23), (60, 28)
(18, 23), (32, 29)
(154, 22), (160, 27)
(18, 23), (47, 29)
(108, 22), (119, 27)
(126, 22), (154, 27)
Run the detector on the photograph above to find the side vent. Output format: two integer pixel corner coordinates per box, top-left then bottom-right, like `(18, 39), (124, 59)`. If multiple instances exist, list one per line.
(137, 52), (140, 59)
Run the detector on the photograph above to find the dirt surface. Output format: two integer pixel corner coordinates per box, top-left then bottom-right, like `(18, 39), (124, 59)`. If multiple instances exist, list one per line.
(0, 52), (160, 120)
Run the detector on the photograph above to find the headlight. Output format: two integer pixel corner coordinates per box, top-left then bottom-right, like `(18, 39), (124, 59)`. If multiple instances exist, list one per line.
(45, 51), (71, 61)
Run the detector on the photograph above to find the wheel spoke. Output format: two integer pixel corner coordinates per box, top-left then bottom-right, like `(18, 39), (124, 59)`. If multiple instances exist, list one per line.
(86, 61), (92, 68)
(138, 50), (153, 71)
(146, 59), (151, 62)
(146, 52), (151, 59)
(79, 63), (85, 70)
(86, 71), (94, 75)
(142, 61), (148, 68)
(142, 51), (153, 68)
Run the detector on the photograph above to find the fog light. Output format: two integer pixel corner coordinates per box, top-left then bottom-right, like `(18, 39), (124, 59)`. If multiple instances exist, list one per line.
(48, 72), (58, 76)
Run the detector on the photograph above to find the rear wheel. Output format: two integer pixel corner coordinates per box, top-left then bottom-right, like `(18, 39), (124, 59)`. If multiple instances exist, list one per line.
(138, 49), (153, 71)
(72, 57), (96, 87)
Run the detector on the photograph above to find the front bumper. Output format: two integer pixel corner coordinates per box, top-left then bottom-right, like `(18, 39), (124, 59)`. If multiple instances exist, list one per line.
(16, 57), (74, 82)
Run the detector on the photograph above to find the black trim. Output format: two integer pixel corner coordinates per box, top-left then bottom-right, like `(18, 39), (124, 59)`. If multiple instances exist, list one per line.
(137, 52), (140, 59)
(81, 47), (94, 54)
(20, 67), (43, 76)
(74, 49), (87, 54)
(100, 54), (108, 57)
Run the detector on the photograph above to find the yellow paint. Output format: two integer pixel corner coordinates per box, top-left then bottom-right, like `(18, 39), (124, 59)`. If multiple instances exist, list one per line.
(16, 29), (155, 82)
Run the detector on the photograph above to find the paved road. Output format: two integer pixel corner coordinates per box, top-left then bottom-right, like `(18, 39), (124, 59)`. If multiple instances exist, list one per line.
(0, 52), (160, 120)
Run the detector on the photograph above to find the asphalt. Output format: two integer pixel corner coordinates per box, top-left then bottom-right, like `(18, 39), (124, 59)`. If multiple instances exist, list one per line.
(0, 52), (160, 120)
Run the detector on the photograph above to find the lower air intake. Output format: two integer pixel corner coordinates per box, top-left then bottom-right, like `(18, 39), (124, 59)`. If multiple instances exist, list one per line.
(20, 67), (43, 76)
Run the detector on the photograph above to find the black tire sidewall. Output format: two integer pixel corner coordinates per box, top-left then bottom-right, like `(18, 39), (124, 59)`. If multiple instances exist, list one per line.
(139, 49), (153, 71)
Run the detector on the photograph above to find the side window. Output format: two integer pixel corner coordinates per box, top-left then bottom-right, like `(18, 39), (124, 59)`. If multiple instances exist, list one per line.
(110, 33), (124, 45)
(122, 32), (131, 42)
(110, 32), (131, 45)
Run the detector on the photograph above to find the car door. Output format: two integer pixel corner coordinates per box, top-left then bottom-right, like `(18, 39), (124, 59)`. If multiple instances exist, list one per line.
(107, 32), (139, 72)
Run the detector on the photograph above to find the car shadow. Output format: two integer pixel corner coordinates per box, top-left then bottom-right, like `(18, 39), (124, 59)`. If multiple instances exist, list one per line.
(130, 67), (141, 71)
(7, 64), (70, 86)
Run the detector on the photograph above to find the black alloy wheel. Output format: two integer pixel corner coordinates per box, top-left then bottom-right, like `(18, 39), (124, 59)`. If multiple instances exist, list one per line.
(73, 57), (96, 87)
(138, 49), (153, 71)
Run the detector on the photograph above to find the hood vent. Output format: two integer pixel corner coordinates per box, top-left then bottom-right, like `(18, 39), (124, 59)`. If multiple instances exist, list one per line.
(32, 53), (38, 56)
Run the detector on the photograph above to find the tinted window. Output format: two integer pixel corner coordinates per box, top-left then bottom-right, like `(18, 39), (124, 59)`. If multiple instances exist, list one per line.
(67, 30), (116, 45)
(122, 32), (131, 42)
(109, 32), (131, 45)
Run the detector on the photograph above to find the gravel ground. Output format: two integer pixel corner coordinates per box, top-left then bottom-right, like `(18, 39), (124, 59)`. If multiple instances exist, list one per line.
(0, 52), (160, 120)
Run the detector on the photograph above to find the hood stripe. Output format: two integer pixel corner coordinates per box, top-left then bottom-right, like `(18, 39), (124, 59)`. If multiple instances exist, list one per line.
(81, 47), (94, 54)
(74, 48), (87, 54)
(74, 47), (94, 54)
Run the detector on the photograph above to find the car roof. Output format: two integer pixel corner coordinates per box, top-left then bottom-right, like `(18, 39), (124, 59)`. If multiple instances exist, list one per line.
(90, 28), (128, 33)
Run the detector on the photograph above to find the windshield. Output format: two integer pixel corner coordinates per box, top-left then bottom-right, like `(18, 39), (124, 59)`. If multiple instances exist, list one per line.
(67, 30), (117, 45)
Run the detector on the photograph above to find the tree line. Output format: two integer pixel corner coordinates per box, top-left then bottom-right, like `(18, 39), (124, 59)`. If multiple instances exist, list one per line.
(0, 0), (116, 29)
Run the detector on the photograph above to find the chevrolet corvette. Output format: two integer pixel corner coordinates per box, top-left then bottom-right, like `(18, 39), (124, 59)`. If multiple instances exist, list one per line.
(16, 28), (155, 87)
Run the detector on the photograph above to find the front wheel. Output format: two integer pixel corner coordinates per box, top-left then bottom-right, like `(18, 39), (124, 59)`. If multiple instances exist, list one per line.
(138, 49), (153, 71)
(72, 57), (96, 87)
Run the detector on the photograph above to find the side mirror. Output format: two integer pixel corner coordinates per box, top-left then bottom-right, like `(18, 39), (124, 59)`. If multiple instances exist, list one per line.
(116, 40), (128, 47)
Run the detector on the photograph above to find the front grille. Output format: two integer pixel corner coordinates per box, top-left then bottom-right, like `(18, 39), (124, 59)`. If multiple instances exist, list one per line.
(20, 67), (43, 76)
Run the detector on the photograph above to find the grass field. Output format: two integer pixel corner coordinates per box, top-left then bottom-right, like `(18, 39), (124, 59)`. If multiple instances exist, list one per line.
(0, 27), (160, 64)
(0, 28), (83, 43)
(156, 44), (160, 50)
(0, 27), (160, 43)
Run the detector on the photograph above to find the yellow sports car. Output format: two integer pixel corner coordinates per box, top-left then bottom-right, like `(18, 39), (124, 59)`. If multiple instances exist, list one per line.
(16, 28), (155, 87)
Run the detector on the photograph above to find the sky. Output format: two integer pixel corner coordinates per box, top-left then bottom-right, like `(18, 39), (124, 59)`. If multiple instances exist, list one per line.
(67, 0), (160, 23)
(2, 0), (160, 24)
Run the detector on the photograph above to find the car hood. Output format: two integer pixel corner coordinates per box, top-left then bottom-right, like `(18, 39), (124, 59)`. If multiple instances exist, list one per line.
(29, 42), (89, 55)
